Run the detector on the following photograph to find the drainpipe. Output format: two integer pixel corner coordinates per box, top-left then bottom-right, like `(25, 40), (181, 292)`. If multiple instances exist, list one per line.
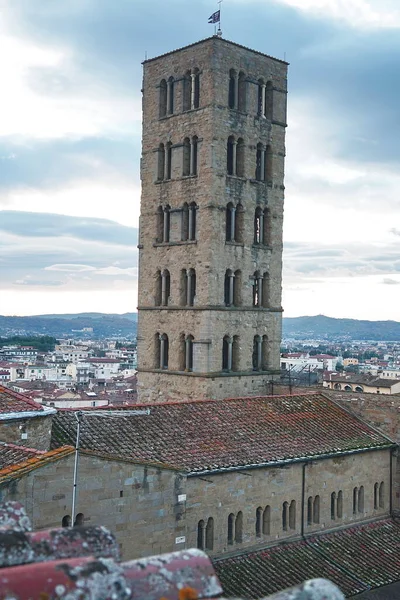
(390, 449), (394, 515)
(301, 462), (306, 537)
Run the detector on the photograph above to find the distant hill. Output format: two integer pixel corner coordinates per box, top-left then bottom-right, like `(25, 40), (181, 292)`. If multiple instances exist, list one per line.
(0, 313), (137, 339)
(283, 315), (400, 341)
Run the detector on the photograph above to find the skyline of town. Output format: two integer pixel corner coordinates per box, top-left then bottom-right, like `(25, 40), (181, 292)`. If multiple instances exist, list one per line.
(1, 0), (399, 319)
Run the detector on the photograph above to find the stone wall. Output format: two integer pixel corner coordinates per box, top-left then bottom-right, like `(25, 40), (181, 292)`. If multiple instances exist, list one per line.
(137, 37), (287, 402)
(185, 449), (391, 556)
(0, 415), (53, 451)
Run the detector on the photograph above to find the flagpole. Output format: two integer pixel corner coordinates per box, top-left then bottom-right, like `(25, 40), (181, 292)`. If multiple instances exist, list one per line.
(218, 0), (223, 36)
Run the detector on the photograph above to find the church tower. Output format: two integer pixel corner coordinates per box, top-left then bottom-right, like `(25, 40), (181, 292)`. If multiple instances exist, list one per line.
(137, 36), (288, 402)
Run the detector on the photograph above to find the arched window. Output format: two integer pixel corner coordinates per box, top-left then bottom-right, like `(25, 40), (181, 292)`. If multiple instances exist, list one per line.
(254, 207), (263, 244)
(262, 336), (269, 370)
(183, 138), (191, 176)
(256, 507), (262, 537)
(252, 335), (261, 371)
(313, 496), (320, 524)
(167, 76), (174, 115)
(157, 144), (165, 181)
(234, 270), (241, 306)
(154, 332), (161, 369)
(185, 335), (194, 371)
(262, 272), (270, 308)
(232, 335), (240, 372)
(159, 333), (169, 369)
(253, 272), (262, 307)
(228, 69), (236, 109)
(227, 513), (234, 545)
(257, 79), (264, 116)
(163, 205), (171, 243)
(191, 136), (198, 176)
(189, 202), (197, 240)
(166, 142), (172, 179)
(62, 515), (71, 528)
(331, 492), (336, 520)
(181, 268), (196, 307)
(355, 386), (364, 392)
(337, 490), (343, 518)
(197, 520), (205, 550)
(353, 487), (358, 514)
(205, 517), (214, 551)
(358, 486), (364, 513)
(236, 203), (244, 243)
(265, 145), (273, 181)
(193, 69), (200, 109)
(227, 136), (235, 175)
(263, 505), (271, 535)
(155, 270), (162, 306)
(282, 502), (288, 531)
(226, 202), (235, 242)
(224, 269), (234, 306)
(160, 79), (167, 118)
(374, 482), (379, 510)
(307, 497), (312, 526)
(265, 81), (273, 120)
(183, 71), (191, 112)
(289, 500), (296, 530)
(235, 511), (243, 543)
(255, 143), (264, 181)
(74, 513), (84, 527)
(156, 206), (164, 242)
(182, 203), (189, 240)
(379, 481), (385, 508)
(222, 336), (232, 371)
(238, 72), (246, 111)
(236, 138), (245, 177)
(178, 333), (186, 371)
(263, 208), (271, 246)
(161, 269), (170, 306)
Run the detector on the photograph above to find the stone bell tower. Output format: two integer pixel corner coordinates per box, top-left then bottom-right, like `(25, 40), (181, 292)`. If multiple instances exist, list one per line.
(137, 36), (288, 402)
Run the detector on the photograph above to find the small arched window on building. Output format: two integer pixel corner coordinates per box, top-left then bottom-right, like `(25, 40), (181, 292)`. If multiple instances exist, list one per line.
(197, 520), (205, 550)
(236, 138), (245, 177)
(313, 496), (320, 524)
(254, 207), (263, 244)
(256, 507), (262, 537)
(178, 333), (186, 371)
(222, 336), (232, 372)
(227, 136), (235, 175)
(265, 81), (273, 120)
(374, 482), (379, 510)
(238, 72), (246, 112)
(183, 71), (191, 112)
(282, 501), (288, 531)
(358, 486), (364, 513)
(227, 513), (234, 545)
(232, 335), (240, 372)
(255, 143), (264, 181)
(265, 145), (273, 181)
(257, 79), (264, 116)
(191, 136), (198, 176)
(228, 69), (237, 109)
(159, 79), (167, 118)
(154, 332), (161, 369)
(379, 481), (385, 508)
(74, 513), (84, 527)
(253, 272), (262, 307)
(263, 505), (271, 535)
(160, 269), (170, 306)
(182, 203), (189, 240)
(235, 511), (243, 544)
(193, 69), (200, 109)
(353, 487), (358, 514)
(252, 335), (262, 371)
(185, 335), (194, 372)
(167, 76), (174, 115)
(337, 490), (343, 518)
(226, 202), (235, 242)
(224, 270), (234, 306)
(156, 206), (164, 242)
(262, 335), (269, 370)
(62, 515), (71, 528)
(155, 270), (162, 306)
(181, 268), (196, 306)
(157, 333), (169, 370)
(262, 272), (270, 308)
(157, 144), (165, 181)
(162, 205), (171, 243)
(307, 497), (312, 526)
(331, 492), (336, 520)
(205, 517), (214, 551)
(188, 202), (197, 240)
(289, 500), (296, 530)
(165, 142), (173, 179)
(183, 138), (191, 176)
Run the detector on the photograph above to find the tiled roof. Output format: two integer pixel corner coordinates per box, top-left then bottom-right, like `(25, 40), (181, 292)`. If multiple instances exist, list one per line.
(0, 447), (74, 482)
(0, 386), (45, 414)
(328, 374), (400, 388)
(214, 519), (400, 598)
(51, 393), (394, 474)
(0, 443), (44, 469)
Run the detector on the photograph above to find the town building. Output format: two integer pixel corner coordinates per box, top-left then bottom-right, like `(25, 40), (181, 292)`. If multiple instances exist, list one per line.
(137, 36), (288, 402)
(323, 373), (400, 395)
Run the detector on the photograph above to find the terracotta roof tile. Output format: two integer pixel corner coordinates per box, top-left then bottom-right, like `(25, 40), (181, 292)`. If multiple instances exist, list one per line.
(51, 393), (393, 473)
(0, 447), (74, 481)
(0, 443), (45, 469)
(0, 386), (45, 414)
(214, 519), (400, 598)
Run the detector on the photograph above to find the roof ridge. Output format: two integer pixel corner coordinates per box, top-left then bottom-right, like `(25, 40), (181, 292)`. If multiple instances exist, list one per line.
(0, 446), (74, 480)
(0, 385), (44, 411)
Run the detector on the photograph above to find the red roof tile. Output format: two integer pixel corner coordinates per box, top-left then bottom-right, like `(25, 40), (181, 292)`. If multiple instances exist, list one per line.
(51, 393), (394, 473)
(0, 443), (44, 469)
(0, 385), (45, 414)
(214, 519), (400, 598)
(0, 447), (74, 481)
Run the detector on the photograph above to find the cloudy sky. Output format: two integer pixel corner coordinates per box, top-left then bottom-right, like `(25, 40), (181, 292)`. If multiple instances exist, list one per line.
(1, 0), (399, 319)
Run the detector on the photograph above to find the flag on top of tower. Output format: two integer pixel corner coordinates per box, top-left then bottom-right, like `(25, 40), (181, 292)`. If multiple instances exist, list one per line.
(208, 10), (220, 23)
